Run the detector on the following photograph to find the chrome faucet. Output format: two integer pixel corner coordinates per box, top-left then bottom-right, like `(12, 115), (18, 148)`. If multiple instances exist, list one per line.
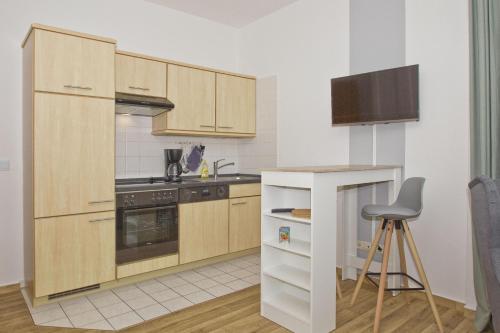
(213, 159), (235, 180)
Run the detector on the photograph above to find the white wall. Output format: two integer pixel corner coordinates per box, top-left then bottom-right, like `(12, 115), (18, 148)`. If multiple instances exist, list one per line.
(238, 76), (278, 174)
(238, 0), (351, 167)
(0, 0), (239, 286)
(405, 0), (471, 303)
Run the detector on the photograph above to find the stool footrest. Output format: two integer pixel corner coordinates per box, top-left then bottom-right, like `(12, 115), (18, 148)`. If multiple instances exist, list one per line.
(365, 272), (425, 292)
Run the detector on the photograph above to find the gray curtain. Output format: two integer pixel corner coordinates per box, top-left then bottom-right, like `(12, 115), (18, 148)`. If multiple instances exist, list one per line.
(471, 0), (500, 331)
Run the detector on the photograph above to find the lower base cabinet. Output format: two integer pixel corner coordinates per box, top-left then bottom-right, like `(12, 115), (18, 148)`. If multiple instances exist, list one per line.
(34, 211), (116, 297)
(229, 196), (261, 252)
(179, 200), (229, 264)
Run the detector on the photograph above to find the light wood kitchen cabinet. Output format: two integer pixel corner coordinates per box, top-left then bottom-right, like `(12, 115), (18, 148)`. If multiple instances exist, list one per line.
(229, 196), (261, 252)
(163, 64), (216, 132)
(179, 200), (229, 264)
(216, 74), (256, 134)
(115, 53), (167, 98)
(24, 25), (116, 304)
(34, 93), (115, 218)
(34, 211), (116, 297)
(34, 28), (115, 98)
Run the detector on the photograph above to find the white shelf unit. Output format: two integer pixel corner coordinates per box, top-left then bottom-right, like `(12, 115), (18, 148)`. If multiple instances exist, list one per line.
(262, 238), (311, 257)
(261, 168), (402, 333)
(261, 183), (314, 333)
(261, 172), (338, 333)
(264, 264), (310, 291)
(263, 211), (311, 224)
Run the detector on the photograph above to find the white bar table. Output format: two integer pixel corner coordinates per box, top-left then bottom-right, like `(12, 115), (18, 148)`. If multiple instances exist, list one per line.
(260, 165), (402, 333)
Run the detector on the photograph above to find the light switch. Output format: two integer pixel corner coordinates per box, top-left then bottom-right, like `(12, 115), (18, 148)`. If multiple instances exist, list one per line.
(0, 160), (10, 171)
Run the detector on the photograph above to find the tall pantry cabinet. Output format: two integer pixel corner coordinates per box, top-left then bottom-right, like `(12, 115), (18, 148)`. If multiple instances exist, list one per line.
(23, 25), (116, 303)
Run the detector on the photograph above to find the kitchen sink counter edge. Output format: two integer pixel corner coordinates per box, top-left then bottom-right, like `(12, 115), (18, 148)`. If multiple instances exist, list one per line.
(115, 173), (261, 192)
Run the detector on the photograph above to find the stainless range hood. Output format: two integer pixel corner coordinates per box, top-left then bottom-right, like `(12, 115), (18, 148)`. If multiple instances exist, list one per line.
(115, 92), (174, 117)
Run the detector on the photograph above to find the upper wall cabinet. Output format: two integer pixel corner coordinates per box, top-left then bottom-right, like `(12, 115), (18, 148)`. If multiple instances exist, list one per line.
(216, 74), (256, 134)
(34, 29), (115, 98)
(163, 64), (216, 132)
(115, 54), (167, 98)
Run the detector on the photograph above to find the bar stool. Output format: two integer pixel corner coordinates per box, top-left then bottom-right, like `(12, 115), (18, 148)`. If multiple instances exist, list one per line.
(350, 177), (443, 333)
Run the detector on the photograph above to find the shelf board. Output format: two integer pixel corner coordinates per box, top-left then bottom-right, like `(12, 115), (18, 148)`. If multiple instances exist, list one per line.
(263, 239), (311, 257)
(263, 211), (311, 224)
(262, 292), (310, 324)
(263, 264), (310, 291)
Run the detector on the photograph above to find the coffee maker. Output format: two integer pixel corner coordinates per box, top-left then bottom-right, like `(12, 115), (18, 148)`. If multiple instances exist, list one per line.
(164, 149), (183, 182)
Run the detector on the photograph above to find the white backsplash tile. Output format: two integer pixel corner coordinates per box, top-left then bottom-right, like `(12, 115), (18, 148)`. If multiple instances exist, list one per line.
(116, 115), (241, 179)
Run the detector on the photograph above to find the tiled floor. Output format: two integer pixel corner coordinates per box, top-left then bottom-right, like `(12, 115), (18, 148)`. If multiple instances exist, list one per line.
(22, 254), (261, 331)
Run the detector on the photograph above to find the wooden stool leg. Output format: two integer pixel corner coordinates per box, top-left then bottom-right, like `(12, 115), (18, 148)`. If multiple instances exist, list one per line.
(336, 274), (343, 299)
(373, 221), (394, 333)
(396, 225), (409, 288)
(402, 221), (444, 333)
(350, 220), (386, 306)
(396, 223), (409, 303)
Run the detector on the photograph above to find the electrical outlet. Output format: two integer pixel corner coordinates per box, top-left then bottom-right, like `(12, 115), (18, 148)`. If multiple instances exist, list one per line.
(357, 240), (383, 253)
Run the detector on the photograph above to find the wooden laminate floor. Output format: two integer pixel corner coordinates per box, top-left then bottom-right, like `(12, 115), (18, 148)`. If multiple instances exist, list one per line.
(0, 279), (488, 333)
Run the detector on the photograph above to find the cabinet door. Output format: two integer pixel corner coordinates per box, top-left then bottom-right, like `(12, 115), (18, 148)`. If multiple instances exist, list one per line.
(229, 196), (261, 252)
(166, 64), (216, 131)
(216, 74), (256, 134)
(115, 54), (167, 98)
(34, 211), (115, 297)
(34, 29), (114, 98)
(179, 200), (229, 264)
(34, 93), (115, 218)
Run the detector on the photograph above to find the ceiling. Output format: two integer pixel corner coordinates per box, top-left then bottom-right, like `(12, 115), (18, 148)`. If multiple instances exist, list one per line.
(145, 0), (300, 28)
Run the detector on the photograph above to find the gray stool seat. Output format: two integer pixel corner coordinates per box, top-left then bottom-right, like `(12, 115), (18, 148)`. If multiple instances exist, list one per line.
(362, 204), (419, 220)
(361, 177), (425, 221)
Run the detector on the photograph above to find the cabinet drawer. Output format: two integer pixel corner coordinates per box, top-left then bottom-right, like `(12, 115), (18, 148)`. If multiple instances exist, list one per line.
(34, 212), (116, 297)
(34, 93), (115, 218)
(116, 54), (166, 98)
(34, 29), (114, 98)
(229, 183), (261, 198)
(229, 196), (261, 252)
(117, 254), (179, 279)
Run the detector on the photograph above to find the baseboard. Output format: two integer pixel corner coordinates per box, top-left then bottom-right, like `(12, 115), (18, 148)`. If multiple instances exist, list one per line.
(0, 283), (20, 296)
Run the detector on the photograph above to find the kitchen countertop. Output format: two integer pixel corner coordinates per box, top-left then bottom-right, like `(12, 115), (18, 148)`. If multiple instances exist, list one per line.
(261, 164), (401, 173)
(115, 173), (261, 193)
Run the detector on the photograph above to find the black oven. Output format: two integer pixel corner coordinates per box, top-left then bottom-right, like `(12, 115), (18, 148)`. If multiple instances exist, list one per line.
(116, 189), (178, 265)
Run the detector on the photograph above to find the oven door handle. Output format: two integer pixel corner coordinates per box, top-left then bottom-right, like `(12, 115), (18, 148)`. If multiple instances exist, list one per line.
(123, 205), (177, 214)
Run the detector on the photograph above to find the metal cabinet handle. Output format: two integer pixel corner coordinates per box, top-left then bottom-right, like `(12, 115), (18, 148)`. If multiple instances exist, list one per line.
(129, 86), (150, 91)
(64, 85), (93, 90)
(200, 125), (215, 128)
(218, 126), (234, 129)
(232, 201), (247, 206)
(88, 200), (114, 204)
(89, 217), (114, 223)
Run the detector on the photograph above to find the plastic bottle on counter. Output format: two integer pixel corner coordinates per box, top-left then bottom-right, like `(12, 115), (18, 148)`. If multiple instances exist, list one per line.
(200, 160), (209, 179)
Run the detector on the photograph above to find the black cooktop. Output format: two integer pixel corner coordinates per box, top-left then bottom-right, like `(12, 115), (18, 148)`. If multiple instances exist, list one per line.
(115, 174), (261, 193)
(115, 177), (175, 185)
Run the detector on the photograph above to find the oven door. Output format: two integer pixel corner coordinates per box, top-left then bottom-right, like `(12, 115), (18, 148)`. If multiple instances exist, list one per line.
(116, 204), (178, 264)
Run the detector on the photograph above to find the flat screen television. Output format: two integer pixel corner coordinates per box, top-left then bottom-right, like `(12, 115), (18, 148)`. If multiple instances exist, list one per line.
(331, 65), (419, 126)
